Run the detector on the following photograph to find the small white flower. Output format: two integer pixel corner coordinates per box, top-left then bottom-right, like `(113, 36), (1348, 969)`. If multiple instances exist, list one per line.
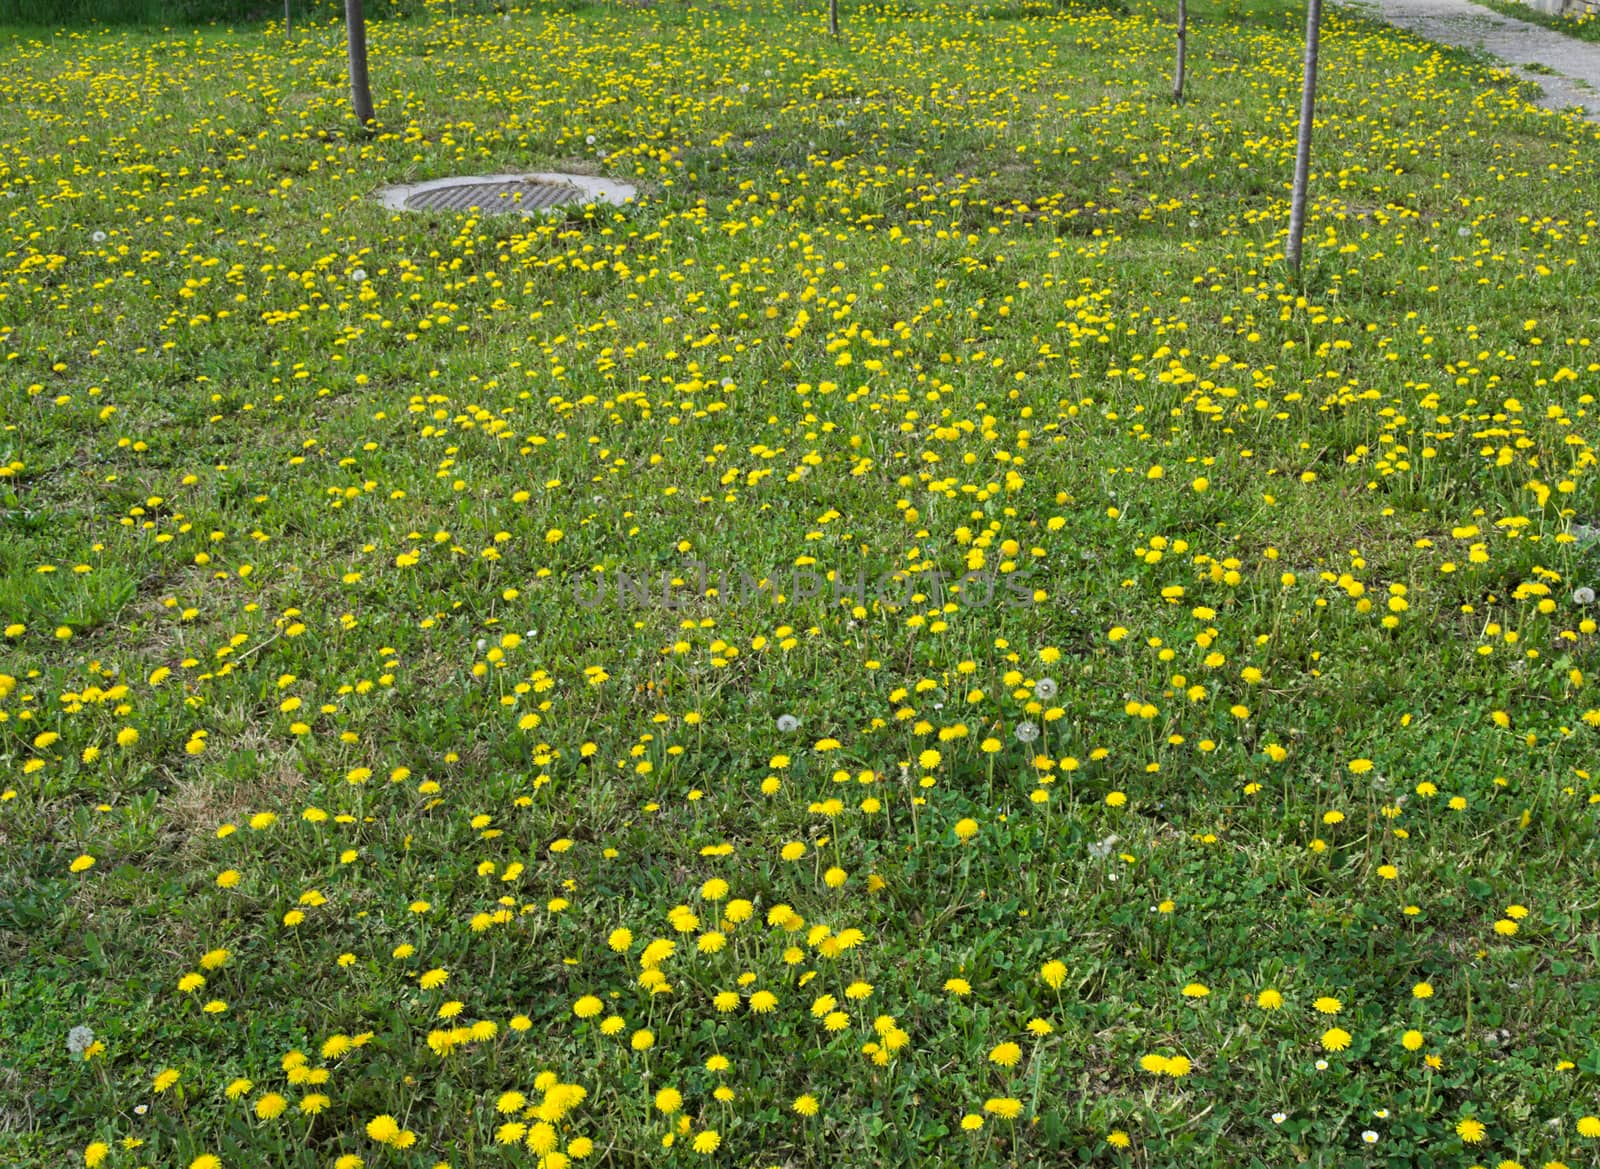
(1315, 1059), (1329, 1071)
(351, 268), (368, 283)
(586, 134), (596, 145)
(475, 639), (487, 652)
(1271, 1112), (1287, 1125)
(1574, 586), (1595, 605)
(134, 1104), (148, 1116)
(91, 230), (107, 243)
(777, 714), (800, 733)
(1361, 1130), (1378, 1144)
(1373, 1109), (1389, 1119)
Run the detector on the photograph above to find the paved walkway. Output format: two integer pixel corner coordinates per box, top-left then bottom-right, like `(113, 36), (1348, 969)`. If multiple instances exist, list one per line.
(1338, 0), (1600, 120)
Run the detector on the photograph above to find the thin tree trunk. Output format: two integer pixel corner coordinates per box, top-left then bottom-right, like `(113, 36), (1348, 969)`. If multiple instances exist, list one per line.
(1286, 0), (1322, 272)
(285, 0), (291, 37)
(346, 0), (376, 128)
(1172, 0), (1187, 103)
(828, 0), (839, 38)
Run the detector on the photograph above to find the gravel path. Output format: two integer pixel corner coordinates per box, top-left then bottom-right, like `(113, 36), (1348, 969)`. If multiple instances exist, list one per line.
(1337, 0), (1600, 120)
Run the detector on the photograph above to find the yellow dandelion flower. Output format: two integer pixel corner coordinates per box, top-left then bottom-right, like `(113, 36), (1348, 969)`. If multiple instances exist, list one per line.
(1456, 1117), (1486, 1143)
(988, 1042), (1022, 1068)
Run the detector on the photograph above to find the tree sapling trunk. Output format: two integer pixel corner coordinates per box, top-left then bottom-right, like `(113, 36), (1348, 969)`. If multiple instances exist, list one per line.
(1286, 0), (1322, 272)
(1173, 0), (1187, 103)
(346, 0), (376, 128)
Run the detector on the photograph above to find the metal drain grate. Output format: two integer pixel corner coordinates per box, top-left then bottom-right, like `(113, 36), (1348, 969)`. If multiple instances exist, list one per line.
(377, 173), (636, 216)
(404, 179), (581, 214)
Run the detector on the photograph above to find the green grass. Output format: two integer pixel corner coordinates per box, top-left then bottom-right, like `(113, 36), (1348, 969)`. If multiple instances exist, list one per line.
(0, 0), (287, 25)
(0, 0), (505, 28)
(1471, 0), (1600, 42)
(3, 1), (1600, 1167)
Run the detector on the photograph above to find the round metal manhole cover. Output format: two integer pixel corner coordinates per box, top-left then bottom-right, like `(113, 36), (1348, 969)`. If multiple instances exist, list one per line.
(377, 172), (636, 216)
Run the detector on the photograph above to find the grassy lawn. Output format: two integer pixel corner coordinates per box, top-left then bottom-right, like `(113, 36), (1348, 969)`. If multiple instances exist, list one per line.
(3, 0), (1600, 1166)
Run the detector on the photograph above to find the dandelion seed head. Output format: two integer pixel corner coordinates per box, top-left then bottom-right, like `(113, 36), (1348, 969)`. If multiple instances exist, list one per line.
(67, 1025), (95, 1056)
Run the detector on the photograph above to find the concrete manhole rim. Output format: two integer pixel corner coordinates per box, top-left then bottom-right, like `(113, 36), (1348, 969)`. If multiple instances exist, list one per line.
(376, 172), (636, 215)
